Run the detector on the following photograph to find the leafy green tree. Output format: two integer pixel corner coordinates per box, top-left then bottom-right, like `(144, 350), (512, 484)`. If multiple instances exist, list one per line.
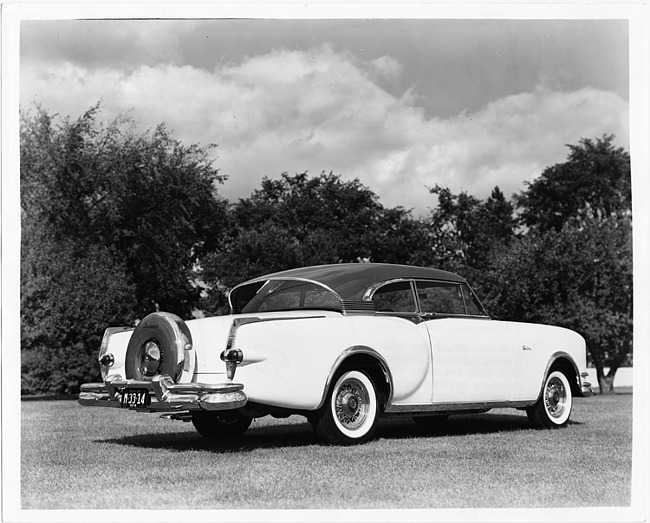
(21, 225), (136, 394)
(516, 135), (631, 232)
(426, 185), (516, 278)
(21, 103), (227, 317)
(20, 103), (227, 393)
(369, 207), (434, 266)
(199, 172), (425, 314)
(233, 171), (385, 261)
(427, 136), (632, 393)
(505, 135), (632, 392)
(482, 215), (632, 393)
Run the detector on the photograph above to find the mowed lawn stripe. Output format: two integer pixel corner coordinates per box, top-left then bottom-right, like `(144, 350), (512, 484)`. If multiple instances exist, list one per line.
(20, 393), (632, 509)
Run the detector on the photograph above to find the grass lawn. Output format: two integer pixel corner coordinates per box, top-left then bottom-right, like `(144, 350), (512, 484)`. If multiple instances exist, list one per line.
(20, 393), (633, 510)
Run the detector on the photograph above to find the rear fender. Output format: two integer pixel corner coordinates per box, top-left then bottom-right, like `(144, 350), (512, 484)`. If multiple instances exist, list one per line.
(317, 346), (393, 410)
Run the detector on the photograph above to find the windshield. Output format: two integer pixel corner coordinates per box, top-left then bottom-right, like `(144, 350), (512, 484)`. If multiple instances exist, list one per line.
(238, 280), (343, 313)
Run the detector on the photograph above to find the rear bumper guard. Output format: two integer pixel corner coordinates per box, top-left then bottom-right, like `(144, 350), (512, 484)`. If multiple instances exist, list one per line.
(78, 374), (247, 412)
(579, 372), (593, 397)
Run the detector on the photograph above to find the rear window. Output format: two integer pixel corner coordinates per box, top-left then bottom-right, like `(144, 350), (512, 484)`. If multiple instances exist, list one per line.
(238, 280), (342, 313)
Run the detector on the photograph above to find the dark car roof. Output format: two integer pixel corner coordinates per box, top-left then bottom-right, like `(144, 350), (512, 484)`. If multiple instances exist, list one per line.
(231, 263), (465, 303)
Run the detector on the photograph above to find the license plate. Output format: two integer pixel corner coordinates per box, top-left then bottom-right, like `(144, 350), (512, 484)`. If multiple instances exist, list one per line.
(121, 388), (150, 408)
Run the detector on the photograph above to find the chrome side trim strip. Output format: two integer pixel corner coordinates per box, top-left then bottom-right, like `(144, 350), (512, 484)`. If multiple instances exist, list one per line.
(385, 399), (534, 414)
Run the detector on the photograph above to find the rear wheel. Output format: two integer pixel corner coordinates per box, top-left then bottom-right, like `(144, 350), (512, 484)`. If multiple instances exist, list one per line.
(527, 370), (573, 429)
(191, 412), (252, 439)
(314, 369), (379, 445)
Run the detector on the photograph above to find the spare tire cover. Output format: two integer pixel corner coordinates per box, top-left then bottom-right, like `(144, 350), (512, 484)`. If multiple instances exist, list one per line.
(125, 312), (193, 383)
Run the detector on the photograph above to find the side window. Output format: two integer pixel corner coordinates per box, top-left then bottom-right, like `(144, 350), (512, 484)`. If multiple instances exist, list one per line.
(462, 284), (487, 316)
(372, 281), (416, 313)
(416, 281), (465, 315)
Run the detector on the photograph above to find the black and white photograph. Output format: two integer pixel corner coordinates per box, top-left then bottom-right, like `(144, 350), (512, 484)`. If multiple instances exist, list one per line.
(1, 2), (647, 522)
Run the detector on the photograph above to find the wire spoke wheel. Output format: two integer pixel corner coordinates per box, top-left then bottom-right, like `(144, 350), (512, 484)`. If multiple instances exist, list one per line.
(527, 369), (573, 429)
(315, 369), (379, 445)
(544, 375), (568, 420)
(334, 378), (370, 430)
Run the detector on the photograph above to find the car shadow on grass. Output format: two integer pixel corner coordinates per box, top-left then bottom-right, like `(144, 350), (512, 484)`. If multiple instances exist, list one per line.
(380, 412), (582, 441)
(99, 421), (319, 452)
(98, 411), (581, 453)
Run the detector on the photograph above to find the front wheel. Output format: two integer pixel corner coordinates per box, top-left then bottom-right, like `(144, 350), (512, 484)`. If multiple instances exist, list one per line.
(527, 370), (573, 429)
(314, 369), (379, 445)
(191, 412), (252, 439)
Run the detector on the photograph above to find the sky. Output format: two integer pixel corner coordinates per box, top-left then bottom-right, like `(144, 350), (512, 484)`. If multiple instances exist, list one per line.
(19, 15), (631, 216)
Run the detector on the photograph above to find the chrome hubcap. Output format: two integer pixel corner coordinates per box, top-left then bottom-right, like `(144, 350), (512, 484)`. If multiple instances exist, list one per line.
(544, 377), (566, 418)
(140, 340), (162, 376)
(335, 379), (368, 429)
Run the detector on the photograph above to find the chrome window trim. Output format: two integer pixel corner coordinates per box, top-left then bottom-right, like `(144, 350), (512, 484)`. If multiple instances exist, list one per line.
(362, 278), (415, 302)
(230, 277), (344, 313)
(414, 279), (465, 316)
(460, 283), (490, 317)
(364, 278), (418, 314)
(365, 278), (491, 319)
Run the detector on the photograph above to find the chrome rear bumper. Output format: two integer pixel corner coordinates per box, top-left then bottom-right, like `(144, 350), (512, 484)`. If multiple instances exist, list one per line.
(78, 374), (247, 412)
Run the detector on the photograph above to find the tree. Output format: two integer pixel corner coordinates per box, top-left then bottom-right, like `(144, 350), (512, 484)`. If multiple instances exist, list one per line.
(481, 215), (632, 393)
(20, 103), (228, 393)
(21, 225), (136, 394)
(516, 135), (631, 232)
(232, 171), (386, 261)
(21, 103), (228, 317)
(509, 135), (632, 393)
(426, 185), (516, 280)
(198, 172), (425, 314)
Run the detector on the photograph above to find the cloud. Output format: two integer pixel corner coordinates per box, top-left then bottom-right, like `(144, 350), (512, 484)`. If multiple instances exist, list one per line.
(20, 45), (629, 215)
(369, 55), (403, 79)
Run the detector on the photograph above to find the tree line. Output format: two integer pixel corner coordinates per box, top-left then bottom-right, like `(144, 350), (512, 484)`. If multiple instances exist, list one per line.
(20, 104), (632, 395)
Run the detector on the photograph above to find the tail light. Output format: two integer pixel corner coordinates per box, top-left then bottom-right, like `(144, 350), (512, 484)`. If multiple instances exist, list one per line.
(220, 348), (244, 380)
(98, 327), (132, 379)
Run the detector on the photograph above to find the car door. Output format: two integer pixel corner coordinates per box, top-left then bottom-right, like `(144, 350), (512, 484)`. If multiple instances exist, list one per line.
(417, 280), (515, 404)
(369, 279), (435, 404)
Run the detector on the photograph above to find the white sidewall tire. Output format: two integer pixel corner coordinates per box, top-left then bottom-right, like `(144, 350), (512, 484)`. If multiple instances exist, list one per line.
(543, 370), (572, 426)
(125, 312), (194, 383)
(330, 370), (378, 440)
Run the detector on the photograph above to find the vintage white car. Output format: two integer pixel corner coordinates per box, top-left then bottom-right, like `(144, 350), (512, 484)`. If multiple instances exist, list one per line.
(79, 263), (592, 444)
